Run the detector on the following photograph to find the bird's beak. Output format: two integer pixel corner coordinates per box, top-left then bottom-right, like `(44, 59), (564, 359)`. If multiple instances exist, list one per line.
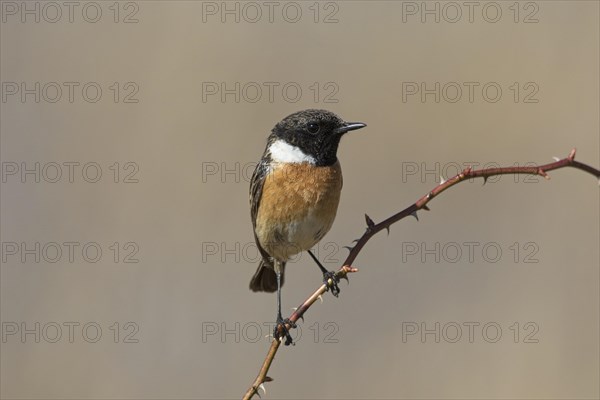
(335, 122), (367, 135)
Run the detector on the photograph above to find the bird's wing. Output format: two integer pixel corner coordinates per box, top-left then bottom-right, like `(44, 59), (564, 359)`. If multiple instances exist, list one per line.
(250, 157), (273, 264)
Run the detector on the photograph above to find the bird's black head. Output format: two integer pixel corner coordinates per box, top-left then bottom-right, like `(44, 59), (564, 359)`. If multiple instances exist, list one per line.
(269, 109), (366, 166)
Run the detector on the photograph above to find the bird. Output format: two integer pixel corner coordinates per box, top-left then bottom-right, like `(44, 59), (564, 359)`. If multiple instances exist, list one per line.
(249, 109), (366, 344)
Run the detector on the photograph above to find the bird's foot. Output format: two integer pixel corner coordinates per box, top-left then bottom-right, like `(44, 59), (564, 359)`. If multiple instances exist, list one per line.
(323, 270), (341, 297)
(274, 316), (296, 346)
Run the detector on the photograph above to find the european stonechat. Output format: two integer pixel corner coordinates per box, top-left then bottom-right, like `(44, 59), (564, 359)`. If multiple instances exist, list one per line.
(249, 109), (366, 344)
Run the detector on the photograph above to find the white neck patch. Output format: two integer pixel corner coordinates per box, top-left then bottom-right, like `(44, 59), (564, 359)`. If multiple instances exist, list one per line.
(268, 140), (316, 164)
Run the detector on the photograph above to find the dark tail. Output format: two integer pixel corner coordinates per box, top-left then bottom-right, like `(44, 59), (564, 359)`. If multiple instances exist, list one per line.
(249, 260), (285, 293)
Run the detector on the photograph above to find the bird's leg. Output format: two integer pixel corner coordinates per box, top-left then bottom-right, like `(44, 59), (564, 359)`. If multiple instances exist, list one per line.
(307, 249), (340, 297)
(274, 261), (294, 345)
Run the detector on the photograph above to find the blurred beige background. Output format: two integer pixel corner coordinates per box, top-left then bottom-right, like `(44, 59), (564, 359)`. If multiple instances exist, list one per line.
(1, 1), (598, 399)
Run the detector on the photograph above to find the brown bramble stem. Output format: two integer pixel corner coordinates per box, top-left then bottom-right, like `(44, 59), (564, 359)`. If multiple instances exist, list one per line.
(243, 148), (599, 400)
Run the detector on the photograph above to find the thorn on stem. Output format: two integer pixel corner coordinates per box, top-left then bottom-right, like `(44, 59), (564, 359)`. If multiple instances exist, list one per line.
(483, 176), (488, 185)
(568, 148), (576, 161)
(365, 214), (375, 228)
(343, 245), (354, 252)
(410, 211), (419, 221)
(258, 383), (266, 396)
(385, 226), (390, 235)
(538, 168), (550, 180)
(423, 205), (431, 211)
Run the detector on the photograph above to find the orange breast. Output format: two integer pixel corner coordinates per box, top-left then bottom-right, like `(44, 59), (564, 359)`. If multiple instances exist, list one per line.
(255, 161), (343, 261)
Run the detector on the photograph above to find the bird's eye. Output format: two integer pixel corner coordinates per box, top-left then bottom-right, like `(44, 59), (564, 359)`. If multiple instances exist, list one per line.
(307, 122), (320, 134)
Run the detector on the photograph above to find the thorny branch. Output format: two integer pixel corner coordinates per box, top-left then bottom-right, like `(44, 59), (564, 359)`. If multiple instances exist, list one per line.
(243, 148), (600, 400)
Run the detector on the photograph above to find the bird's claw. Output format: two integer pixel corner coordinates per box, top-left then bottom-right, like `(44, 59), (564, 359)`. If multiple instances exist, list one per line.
(274, 317), (296, 346)
(323, 270), (341, 297)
